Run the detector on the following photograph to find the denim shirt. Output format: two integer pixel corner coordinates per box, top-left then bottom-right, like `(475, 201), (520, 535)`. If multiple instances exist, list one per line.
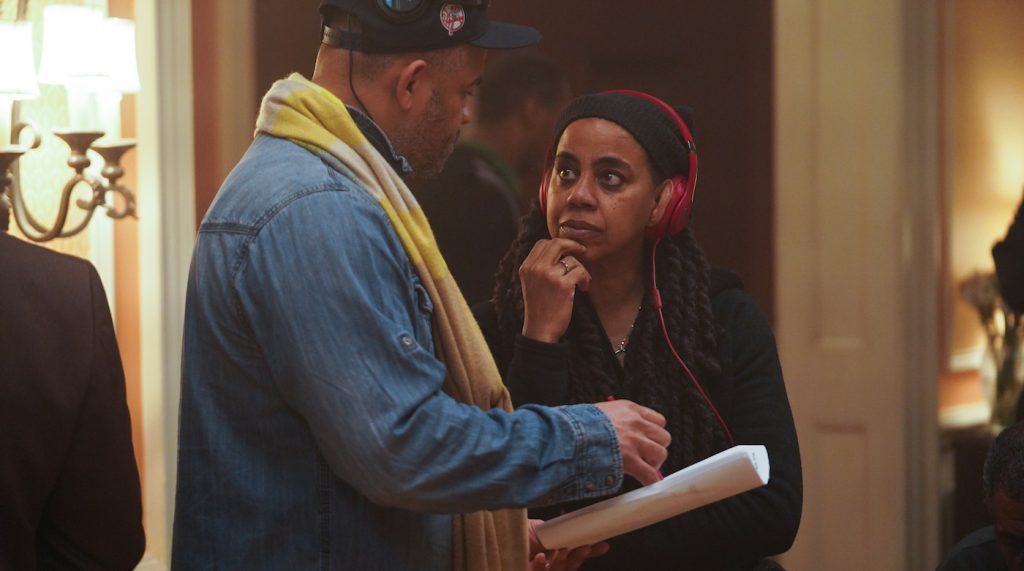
(172, 108), (623, 570)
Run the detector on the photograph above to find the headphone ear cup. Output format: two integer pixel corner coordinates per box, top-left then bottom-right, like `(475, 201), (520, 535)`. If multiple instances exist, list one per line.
(666, 176), (694, 237)
(538, 171), (548, 213)
(645, 177), (688, 241)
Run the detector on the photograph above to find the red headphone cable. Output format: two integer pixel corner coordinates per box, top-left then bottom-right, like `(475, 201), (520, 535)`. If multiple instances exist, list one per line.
(650, 238), (735, 446)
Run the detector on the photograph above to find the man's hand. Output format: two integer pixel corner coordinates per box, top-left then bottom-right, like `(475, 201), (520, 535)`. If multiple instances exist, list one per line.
(528, 519), (609, 571)
(595, 400), (670, 486)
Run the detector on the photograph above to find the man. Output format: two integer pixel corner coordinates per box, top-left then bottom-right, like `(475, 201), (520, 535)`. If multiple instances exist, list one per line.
(0, 216), (145, 569)
(413, 52), (571, 304)
(172, 1), (670, 570)
(936, 421), (1024, 571)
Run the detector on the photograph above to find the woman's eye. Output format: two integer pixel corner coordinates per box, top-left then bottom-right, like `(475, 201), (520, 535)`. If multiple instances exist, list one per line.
(556, 167), (578, 183)
(599, 171), (624, 187)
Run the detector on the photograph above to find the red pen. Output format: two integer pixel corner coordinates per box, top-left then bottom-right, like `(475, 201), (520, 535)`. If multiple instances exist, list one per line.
(606, 395), (664, 481)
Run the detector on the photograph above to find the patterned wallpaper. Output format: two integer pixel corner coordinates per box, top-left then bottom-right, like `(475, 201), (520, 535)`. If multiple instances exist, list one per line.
(0, 0), (15, 20)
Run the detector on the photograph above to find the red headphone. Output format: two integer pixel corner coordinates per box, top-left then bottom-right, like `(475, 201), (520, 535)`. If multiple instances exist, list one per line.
(538, 89), (699, 242)
(538, 90), (734, 446)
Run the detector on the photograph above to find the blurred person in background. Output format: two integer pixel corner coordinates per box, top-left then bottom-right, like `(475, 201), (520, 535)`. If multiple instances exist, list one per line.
(993, 192), (1024, 315)
(936, 421), (1024, 571)
(414, 51), (571, 304)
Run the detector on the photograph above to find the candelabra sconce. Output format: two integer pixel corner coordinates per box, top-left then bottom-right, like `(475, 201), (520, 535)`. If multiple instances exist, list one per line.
(0, 4), (142, 242)
(0, 122), (137, 242)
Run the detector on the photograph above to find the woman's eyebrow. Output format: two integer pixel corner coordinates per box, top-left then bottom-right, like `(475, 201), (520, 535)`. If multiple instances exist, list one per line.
(594, 156), (632, 172)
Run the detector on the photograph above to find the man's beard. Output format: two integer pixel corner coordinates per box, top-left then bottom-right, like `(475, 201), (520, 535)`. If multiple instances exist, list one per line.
(393, 89), (459, 186)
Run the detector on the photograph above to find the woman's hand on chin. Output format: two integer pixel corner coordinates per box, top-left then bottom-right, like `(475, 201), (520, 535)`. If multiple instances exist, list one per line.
(520, 238), (591, 343)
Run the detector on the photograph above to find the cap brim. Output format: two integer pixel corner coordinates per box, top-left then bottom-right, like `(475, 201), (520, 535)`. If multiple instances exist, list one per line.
(469, 21), (541, 49)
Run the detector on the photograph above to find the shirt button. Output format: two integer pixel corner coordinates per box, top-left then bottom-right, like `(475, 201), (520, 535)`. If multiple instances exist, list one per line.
(584, 481), (594, 492)
(400, 335), (415, 348)
(605, 475), (615, 487)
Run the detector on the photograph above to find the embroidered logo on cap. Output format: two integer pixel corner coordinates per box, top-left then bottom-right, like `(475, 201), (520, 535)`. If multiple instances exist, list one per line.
(439, 4), (465, 36)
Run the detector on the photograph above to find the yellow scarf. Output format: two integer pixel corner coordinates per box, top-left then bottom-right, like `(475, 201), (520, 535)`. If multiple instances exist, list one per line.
(255, 73), (527, 571)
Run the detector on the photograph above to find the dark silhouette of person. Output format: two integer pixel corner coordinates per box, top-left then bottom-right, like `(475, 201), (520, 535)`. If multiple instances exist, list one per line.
(414, 51), (571, 304)
(0, 220), (145, 570)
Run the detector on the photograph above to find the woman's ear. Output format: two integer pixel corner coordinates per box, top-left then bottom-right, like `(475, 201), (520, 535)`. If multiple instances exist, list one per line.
(394, 59), (429, 111)
(647, 179), (676, 228)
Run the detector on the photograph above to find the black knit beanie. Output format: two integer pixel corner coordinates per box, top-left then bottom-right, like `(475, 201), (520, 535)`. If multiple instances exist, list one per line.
(550, 92), (696, 180)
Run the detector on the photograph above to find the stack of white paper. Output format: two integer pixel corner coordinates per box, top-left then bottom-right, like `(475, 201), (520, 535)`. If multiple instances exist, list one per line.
(534, 445), (770, 550)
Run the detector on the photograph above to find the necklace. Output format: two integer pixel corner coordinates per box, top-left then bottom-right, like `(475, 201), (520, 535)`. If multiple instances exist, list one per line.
(613, 325), (634, 356)
(611, 306), (642, 356)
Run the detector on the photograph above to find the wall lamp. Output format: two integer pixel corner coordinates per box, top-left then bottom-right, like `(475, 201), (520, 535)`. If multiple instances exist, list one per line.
(0, 4), (140, 242)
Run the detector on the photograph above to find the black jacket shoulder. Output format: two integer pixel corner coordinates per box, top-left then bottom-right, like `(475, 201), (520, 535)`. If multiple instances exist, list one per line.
(0, 232), (145, 570)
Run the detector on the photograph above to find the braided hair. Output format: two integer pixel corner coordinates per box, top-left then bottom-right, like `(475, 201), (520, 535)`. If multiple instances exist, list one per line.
(492, 205), (729, 472)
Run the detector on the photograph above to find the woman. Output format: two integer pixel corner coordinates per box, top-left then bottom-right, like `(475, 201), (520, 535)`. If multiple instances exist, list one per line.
(474, 91), (802, 570)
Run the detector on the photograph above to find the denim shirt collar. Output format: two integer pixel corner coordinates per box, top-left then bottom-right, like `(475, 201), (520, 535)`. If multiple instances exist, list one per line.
(345, 105), (412, 176)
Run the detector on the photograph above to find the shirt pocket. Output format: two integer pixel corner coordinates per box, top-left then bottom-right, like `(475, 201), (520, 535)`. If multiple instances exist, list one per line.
(410, 276), (435, 353)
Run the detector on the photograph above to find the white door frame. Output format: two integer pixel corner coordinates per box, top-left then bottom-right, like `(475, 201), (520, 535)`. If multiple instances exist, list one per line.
(901, 2), (942, 567)
(134, 0), (196, 567)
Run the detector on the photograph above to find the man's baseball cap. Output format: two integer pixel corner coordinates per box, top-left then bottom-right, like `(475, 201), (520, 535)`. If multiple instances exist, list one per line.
(320, 0), (541, 54)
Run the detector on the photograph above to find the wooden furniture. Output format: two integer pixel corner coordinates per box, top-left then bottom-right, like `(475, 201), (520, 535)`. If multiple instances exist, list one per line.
(940, 425), (995, 554)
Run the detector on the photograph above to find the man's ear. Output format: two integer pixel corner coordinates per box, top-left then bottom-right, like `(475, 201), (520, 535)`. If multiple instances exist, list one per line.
(648, 179), (675, 228)
(395, 59), (429, 112)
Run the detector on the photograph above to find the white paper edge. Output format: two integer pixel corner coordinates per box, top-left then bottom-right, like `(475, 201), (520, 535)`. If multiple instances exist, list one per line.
(535, 445), (770, 549)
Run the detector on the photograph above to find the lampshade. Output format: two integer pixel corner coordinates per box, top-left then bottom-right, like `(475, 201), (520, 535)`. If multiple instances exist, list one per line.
(96, 18), (140, 94)
(37, 5), (107, 88)
(0, 21), (40, 100)
(37, 7), (141, 94)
